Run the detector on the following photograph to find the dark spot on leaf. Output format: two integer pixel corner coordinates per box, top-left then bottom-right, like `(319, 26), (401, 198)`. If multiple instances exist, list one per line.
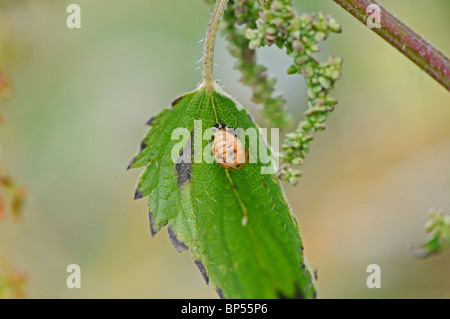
(176, 134), (192, 185)
(216, 288), (225, 299)
(148, 211), (157, 237)
(300, 246), (304, 254)
(314, 269), (318, 281)
(176, 157), (191, 185)
(140, 141), (147, 151)
(168, 226), (188, 252)
(194, 260), (209, 285)
(278, 286), (305, 299)
(134, 189), (143, 200)
(171, 95), (184, 107)
(126, 156), (136, 170)
(301, 264), (306, 273)
(145, 116), (155, 126)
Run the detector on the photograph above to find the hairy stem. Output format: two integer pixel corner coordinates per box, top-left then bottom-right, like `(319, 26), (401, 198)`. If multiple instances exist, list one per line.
(202, 0), (230, 90)
(332, 0), (450, 91)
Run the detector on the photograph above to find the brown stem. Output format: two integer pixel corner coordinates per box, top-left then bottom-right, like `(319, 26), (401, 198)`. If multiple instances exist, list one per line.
(332, 0), (450, 91)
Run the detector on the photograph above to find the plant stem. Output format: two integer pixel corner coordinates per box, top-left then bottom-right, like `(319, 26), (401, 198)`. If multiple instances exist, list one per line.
(202, 0), (229, 90)
(332, 0), (450, 91)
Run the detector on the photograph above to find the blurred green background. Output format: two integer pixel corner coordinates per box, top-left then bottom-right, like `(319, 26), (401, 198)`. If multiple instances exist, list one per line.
(0, 0), (449, 298)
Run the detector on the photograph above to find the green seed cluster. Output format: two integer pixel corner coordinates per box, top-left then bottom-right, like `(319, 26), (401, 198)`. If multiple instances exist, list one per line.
(204, 0), (343, 184)
(244, 0), (342, 184)
(279, 55), (342, 184)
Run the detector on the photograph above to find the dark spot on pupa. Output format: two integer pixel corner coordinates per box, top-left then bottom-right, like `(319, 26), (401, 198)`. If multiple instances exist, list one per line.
(194, 260), (209, 285)
(134, 189), (143, 200)
(216, 288), (225, 299)
(213, 122), (226, 129)
(145, 116), (155, 126)
(171, 95), (184, 107)
(148, 211), (157, 237)
(140, 141), (147, 151)
(126, 156), (136, 170)
(278, 286), (305, 299)
(167, 226), (188, 252)
(176, 134), (192, 185)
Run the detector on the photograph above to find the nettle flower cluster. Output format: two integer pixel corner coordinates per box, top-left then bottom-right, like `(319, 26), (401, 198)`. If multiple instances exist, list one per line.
(208, 0), (343, 184)
(221, 0), (289, 128)
(244, 1), (343, 184)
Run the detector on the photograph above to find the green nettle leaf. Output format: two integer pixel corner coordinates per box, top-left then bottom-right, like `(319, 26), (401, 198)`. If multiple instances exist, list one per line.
(129, 85), (315, 299)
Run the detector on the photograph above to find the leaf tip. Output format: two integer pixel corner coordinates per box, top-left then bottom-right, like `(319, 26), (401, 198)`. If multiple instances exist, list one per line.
(171, 95), (184, 107)
(168, 226), (188, 252)
(126, 157), (136, 170)
(148, 211), (158, 237)
(216, 288), (225, 299)
(134, 189), (143, 200)
(145, 116), (155, 126)
(194, 259), (209, 285)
